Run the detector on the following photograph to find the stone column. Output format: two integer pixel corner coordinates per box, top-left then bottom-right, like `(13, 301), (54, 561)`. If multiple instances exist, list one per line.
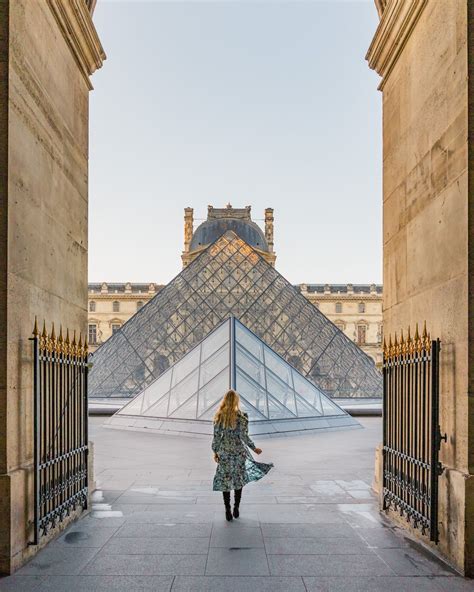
(367, 0), (474, 575)
(0, 0), (104, 574)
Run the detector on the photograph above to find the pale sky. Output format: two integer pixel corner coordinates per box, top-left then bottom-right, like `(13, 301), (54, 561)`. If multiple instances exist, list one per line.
(89, 0), (382, 286)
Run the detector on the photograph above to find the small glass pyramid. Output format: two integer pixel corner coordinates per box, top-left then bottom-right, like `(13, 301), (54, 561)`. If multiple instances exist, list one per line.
(111, 318), (358, 434)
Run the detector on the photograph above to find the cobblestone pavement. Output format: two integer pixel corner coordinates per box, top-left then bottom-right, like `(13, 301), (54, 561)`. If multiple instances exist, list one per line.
(1, 417), (473, 591)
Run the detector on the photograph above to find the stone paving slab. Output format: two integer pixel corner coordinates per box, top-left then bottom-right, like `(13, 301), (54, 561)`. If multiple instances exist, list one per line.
(81, 553), (207, 576)
(303, 576), (459, 591)
(267, 553), (395, 576)
(264, 537), (373, 555)
(101, 537), (210, 555)
(172, 575), (306, 591)
(2, 417), (473, 591)
(205, 548), (269, 576)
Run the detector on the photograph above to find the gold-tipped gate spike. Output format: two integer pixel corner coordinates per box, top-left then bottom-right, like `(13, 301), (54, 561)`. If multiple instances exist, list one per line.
(65, 328), (70, 355)
(33, 316), (39, 337)
(58, 325), (64, 354)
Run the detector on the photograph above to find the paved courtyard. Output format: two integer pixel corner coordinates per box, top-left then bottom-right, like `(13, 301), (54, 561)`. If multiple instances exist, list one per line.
(2, 417), (473, 591)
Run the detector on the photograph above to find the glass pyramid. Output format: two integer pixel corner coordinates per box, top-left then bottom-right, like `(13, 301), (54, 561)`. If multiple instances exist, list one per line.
(110, 317), (358, 434)
(89, 231), (382, 400)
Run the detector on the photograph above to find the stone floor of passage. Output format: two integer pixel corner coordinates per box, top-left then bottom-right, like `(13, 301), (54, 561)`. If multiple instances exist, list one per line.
(2, 417), (473, 591)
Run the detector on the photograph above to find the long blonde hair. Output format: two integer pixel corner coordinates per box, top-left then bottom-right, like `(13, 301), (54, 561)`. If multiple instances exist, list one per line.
(214, 389), (241, 428)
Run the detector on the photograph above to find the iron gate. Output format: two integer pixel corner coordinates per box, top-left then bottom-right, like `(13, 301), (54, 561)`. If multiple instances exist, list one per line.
(382, 324), (445, 542)
(30, 319), (89, 544)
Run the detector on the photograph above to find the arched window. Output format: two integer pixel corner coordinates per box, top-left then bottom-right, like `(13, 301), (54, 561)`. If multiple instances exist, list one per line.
(89, 301), (96, 312)
(335, 302), (342, 313)
(137, 301), (144, 311)
(358, 302), (366, 313)
(112, 301), (120, 313)
(335, 321), (345, 332)
(112, 323), (121, 335)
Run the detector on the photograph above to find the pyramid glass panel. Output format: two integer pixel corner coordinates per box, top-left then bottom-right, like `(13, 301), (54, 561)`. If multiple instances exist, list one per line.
(114, 317), (357, 436)
(91, 232), (382, 400)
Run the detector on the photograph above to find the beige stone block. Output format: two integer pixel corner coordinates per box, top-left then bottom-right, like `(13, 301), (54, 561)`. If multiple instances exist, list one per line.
(405, 176), (467, 299)
(383, 227), (407, 311)
(383, 182), (406, 243)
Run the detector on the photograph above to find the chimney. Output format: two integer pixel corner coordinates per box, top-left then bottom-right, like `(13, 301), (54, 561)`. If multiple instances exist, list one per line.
(264, 208), (274, 252)
(183, 207), (194, 253)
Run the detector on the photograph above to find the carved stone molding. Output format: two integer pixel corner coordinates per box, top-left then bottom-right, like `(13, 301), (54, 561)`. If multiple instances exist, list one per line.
(366, 0), (427, 90)
(374, 0), (388, 19)
(48, 0), (106, 89)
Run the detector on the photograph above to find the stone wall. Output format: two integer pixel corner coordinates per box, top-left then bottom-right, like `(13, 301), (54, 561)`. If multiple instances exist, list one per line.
(0, 0), (104, 574)
(367, 0), (473, 575)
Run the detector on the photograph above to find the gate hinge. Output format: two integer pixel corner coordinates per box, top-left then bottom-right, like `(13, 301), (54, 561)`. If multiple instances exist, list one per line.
(437, 461), (445, 476)
(436, 427), (447, 449)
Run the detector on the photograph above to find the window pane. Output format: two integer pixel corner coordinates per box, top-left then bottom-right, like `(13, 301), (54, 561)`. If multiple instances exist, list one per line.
(292, 370), (323, 413)
(141, 367), (172, 412)
(168, 368), (199, 415)
(265, 372), (297, 415)
(235, 323), (264, 361)
(170, 346), (200, 388)
(143, 392), (170, 417)
(199, 344), (229, 388)
(321, 396), (346, 416)
(295, 393), (322, 417)
(197, 368), (229, 417)
(236, 344), (265, 388)
(201, 321), (229, 361)
(169, 393), (198, 419)
(264, 348), (293, 386)
(267, 395), (296, 419)
(236, 369), (267, 418)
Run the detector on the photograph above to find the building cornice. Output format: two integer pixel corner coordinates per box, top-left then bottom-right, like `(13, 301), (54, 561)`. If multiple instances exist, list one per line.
(374, 0), (387, 19)
(366, 0), (427, 90)
(47, 0), (106, 90)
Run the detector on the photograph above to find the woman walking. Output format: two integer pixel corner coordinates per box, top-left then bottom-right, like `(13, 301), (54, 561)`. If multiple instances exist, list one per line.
(212, 389), (273, 521)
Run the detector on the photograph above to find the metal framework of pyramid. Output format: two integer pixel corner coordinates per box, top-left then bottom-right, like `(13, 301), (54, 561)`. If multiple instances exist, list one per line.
(107, 317), (360, 435)
(89, 231), (382, 400)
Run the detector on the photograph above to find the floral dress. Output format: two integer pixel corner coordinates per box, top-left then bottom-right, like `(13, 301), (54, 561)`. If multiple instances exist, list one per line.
(212, 412), (273, 492)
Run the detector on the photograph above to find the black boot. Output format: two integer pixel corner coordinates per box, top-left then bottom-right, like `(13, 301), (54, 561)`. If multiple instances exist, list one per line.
(223, 491), (233, 521)
(233, 488), (242, 519)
